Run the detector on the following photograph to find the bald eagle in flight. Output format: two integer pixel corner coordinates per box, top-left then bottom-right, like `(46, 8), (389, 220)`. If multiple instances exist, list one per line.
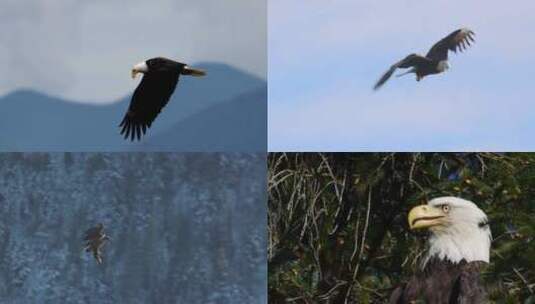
(119, 57), (206, 141)
(374, 28), (475, 90)
(83, 223), (111, 264)
(390, 197), (491, 304)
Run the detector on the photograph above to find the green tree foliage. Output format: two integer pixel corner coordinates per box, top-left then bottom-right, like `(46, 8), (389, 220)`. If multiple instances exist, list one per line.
(268, 153), (534, 303)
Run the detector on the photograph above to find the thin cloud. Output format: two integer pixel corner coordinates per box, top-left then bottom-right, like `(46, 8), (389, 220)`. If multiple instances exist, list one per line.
(0, 0), (266, 102)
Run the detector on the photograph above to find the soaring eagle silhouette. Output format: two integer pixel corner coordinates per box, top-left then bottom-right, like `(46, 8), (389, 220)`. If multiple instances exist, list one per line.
(83, 223), (111, 264)
(120, 57), (206, 141)
(390, 197), (491, 304)
(374, 28), (475, 90)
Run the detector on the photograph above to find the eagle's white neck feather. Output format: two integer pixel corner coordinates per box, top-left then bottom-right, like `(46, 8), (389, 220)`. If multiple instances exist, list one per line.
(423, 197), (491, 266)
(426, 220), (491, 264)
(437, 60), (449, 72)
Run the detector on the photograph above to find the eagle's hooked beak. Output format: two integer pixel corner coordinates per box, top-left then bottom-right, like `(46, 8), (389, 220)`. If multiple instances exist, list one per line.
(182, 66), (206, 77)
(408, 205), (445, 230)
(131, 61), (149, 79)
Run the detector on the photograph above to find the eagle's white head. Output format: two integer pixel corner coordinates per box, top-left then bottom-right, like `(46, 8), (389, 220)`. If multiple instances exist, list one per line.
(408, 196), (491, 265)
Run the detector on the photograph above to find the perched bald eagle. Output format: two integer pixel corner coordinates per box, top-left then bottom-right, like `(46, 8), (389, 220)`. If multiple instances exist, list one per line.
(374, 28), (475, 90)
(120, 57), (206, 141)
(390, 197), (491, 304)
(83, 223), (111, 264)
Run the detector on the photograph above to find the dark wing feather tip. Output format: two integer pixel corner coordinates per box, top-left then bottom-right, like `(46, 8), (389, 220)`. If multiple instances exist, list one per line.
(374, 65), (397, 90)
(426, 28), (475, 61)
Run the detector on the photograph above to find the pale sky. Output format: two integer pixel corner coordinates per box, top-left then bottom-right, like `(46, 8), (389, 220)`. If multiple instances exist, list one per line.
(269, 0), (535, 151)
(0, 0), (266, 102)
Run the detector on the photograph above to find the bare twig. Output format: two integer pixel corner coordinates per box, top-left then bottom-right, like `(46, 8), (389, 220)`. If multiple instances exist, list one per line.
(344, 186), (373, 302)
(513, 267), (534, 295)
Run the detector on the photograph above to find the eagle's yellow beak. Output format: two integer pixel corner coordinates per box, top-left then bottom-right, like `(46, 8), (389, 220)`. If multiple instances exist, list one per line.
(408, 205), (445, 230)
(183, 66), (207, 77)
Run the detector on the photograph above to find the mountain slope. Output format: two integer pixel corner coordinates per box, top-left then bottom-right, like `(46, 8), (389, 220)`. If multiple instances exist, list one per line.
(143, 87), (267, 151)
(0, 62), (265, 151)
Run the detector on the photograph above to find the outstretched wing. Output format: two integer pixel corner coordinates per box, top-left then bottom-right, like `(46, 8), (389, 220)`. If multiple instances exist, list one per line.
(374, 54), (431, 90)
(83, 227), (101, 241)
(83, 224), (104, 241)
(119, 71), (180, 141)
(426, 28), (475, 61)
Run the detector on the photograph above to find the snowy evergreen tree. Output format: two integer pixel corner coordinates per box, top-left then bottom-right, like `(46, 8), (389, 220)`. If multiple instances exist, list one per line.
(0, 153), (266, 303)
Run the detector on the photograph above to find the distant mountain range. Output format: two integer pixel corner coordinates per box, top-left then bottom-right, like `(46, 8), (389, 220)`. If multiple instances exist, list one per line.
(0, 62), (266, 152)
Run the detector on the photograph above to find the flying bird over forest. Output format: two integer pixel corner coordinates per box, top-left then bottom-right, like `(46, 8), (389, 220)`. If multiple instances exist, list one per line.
(374, 28), (475, 90)
(119, 57), (206, 141)
(390, 197), (491, 304)
(83, 223), (111, 264)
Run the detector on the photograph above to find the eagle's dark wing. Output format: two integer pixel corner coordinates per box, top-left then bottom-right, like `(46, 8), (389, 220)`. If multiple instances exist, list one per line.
(450, 262), (487, 304)
(426, 28), (475, 61)
(83, 226), (102, 241)
(388, 276), (424, 304)
(90, 242), (103, 264)
(389, 258), (485, 304)
(389, 285), (404, 304)
(85, 236), (110, 264)
(119, 71), (180, 141)
(374, 54), (431, 90)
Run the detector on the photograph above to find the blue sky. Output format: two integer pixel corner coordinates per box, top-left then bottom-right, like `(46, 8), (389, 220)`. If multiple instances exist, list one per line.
(269, 1), (535, 151)
(0, 0), (266, 102)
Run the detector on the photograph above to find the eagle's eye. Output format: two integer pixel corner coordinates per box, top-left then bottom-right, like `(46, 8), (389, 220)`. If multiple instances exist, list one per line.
(147, 59), (161, 68)
(441, 204), (450, 213)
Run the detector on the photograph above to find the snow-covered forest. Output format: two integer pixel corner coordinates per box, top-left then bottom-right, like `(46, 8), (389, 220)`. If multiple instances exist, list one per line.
(0, 153), (266, 303)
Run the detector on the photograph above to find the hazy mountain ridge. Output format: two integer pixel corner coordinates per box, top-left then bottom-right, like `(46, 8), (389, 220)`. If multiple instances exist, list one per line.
(0, 63), (266, 152)
(143, 87), (267, 151)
